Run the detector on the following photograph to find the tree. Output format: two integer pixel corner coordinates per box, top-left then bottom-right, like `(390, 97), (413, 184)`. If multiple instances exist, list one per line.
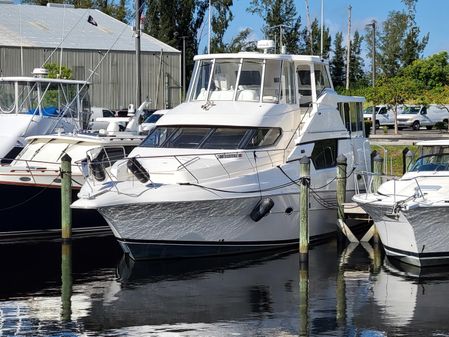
(248, 0), (301, 54)
(44, 63), (72, 79)
(299, 18), (331, 58)
(401, 51), (449, 89)
(210, 0), (233, 53)
(348, 31), (366, 87)
(330, 32), (345, 88)
(367, 75), (419, 134)
(144, 0), (208, 84)
(366, 1), (428, 77)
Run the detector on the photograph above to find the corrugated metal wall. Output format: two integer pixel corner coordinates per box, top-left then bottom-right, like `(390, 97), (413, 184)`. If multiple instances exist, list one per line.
(0, 46), (181, 110)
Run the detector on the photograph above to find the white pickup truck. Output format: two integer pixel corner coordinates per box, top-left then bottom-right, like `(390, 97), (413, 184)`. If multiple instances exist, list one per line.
(363, 105), (395, 128)
(397, 105), (449, 130)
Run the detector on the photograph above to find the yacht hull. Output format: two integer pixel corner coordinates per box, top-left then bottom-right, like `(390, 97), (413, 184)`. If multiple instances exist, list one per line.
(0, 183), (108, 241)
(98, 194), (340, 260)
(355, 197), (449, 267)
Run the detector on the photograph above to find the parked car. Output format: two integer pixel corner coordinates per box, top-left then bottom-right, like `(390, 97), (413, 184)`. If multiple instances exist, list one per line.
(139, 109), (168, 135)
(89, 107), (119, 130)
(363, 105), (395, 128)
(397, 105), (449, 130)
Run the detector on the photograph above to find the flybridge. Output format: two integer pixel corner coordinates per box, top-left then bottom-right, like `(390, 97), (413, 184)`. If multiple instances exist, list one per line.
(188, 51), (333, 107)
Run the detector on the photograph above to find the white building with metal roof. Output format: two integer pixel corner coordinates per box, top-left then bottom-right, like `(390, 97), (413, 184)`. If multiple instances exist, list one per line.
(0, 2), (181, 109)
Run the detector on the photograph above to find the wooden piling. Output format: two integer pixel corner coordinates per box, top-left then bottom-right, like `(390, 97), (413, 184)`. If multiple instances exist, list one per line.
(61, 154), (72, 241)
(402, 147), (410, 174)
(336, 155), (347, 235)
(299, 156), (310, 263)
(372, 154), (384, 193)
(405, 150), (414, 173)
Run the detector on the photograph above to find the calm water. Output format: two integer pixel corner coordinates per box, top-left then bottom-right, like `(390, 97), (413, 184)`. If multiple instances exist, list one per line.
(1, 237), (449, 336)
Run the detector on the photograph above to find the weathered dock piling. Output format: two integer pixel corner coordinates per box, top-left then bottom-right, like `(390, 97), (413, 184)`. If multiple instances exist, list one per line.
(372, 154), (384, 193)
(405, 150), (414, 173)
(61, 154), (72, 241)
(299, 266), (309, 337)
(336, 155), (358, 243)
(299, 156), (310, 263)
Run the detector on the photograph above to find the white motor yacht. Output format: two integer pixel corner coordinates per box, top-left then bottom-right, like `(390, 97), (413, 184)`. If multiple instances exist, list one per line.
(0, 68), (90, 159)
(353, 140), (449, 267)
(73, 44), (371, 259)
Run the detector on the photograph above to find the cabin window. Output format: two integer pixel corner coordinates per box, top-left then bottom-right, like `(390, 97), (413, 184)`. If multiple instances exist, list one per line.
(297, 65), (312, 107)
(141, 126), (281, 149)
(262, 60), (281, 103)
(209, 59), (240, 101)
(314, 63), (331, 97)
(280, 61), (296, 104)
(338, 102), (363, 133)
(202, 128), (248, 149)
(246, 128), (282, 149)
(236, 60), (263, 102)
(191, 60), (213, 101)
(311, 139), (338, 170)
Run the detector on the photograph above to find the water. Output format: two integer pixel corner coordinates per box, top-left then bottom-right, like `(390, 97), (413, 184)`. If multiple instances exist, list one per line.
(1, 237), (449, 336)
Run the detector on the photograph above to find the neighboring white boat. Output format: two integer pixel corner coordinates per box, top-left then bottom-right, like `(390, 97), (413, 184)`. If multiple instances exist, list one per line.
(353, 140), (449, 267)
(0, 132), (144, 239)
(72, 44), (371, 259)
(0, 69), (90, 159)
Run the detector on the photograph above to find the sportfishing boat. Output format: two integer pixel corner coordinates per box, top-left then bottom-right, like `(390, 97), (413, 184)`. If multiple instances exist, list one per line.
(73, 41), (371, 259)
(353, 140), (449, 267)
(0, 132), (143, 240)
(0, 68), (90, 160)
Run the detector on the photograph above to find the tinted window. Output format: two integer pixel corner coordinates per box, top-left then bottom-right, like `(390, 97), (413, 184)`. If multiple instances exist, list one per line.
(311, 139), (338, 170)
(163, 127), (212, 148)
(144, 114), (163, 124)
(246, 128), (281, 149)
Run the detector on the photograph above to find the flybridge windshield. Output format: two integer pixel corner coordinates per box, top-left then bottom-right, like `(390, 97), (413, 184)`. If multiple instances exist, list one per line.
(141, 126), (282, 150)
(0, 80), (90, 117)
(187, 58), (296, 104)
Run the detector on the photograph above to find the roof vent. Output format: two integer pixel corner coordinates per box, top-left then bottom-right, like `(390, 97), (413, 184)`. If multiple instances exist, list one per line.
(46, 3), (75, 8)
(32, 68), (49, 78)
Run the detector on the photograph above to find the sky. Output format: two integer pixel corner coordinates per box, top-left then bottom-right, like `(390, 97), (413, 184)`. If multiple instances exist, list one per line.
(199, 0), (449, 58)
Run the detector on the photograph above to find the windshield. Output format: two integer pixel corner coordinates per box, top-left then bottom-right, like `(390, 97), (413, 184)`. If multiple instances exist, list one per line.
(401, 106), (421, 115)
(144, 114), (163, 124)
(141, 126), (281, 150)
(410, 153), (449, 172)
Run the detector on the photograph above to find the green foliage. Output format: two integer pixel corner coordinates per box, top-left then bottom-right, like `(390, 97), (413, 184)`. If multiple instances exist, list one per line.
(299, 18), (331, 58)
(401, 52), (449, 89)
(349, 31), (367, 87)
(145, 0), (208, 84)
(330, 32), (345, 87)
(210, 0), (234, 53)
(44, 63), (72, 79)
(364, 120), (372, 138)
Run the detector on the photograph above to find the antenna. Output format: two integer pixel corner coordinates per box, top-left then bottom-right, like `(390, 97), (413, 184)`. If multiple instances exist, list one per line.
(59, 6), (66, 78)
(345, 5), (352, 90)
(208, 0), (211, 54)
(19, 5), (23, 76)
(305, 0), (313, 54)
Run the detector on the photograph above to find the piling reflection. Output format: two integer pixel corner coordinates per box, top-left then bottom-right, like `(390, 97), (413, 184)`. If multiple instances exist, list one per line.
(61, 242), (72, 322)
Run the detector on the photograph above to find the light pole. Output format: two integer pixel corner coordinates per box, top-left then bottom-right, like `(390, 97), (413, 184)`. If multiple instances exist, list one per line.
(366, 20), (376, 135)
(181, 36), (187, 100)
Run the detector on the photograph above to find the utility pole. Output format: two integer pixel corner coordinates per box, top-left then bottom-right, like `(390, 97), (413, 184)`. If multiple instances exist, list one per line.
(181, 36), (187, 99)
(366, 20), (377, 135)
(135, 0), (142, 110)
(345, 5), (351, 90)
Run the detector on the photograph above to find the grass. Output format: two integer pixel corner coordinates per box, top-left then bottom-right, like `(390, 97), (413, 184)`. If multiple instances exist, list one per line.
(371, 144), (419, 177)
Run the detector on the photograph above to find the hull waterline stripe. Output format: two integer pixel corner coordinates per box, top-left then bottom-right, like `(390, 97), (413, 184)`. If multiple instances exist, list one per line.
(384, 244), (449, 258)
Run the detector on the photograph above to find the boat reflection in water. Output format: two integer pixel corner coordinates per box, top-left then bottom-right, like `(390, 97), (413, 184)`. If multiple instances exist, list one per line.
(2, 238), (449, 336)
(367, 257), (449, 335)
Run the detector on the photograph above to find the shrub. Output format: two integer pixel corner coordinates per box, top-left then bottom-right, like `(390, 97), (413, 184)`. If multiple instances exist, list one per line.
(364, 120), (372, 137)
